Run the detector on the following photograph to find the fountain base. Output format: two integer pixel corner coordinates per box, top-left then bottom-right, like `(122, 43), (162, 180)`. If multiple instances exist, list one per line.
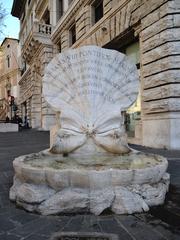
(10, 150), (169, 215)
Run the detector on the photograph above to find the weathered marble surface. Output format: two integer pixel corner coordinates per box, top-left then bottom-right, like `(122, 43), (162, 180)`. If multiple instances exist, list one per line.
(10, 150), (169, 215)
(43, 45), (139, 154)
(10, 46), (170, 215)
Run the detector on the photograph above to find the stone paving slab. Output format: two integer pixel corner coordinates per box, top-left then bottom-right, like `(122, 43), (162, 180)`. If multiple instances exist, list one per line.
(0, 130), (179, 240)
(50, 232), (119, 240)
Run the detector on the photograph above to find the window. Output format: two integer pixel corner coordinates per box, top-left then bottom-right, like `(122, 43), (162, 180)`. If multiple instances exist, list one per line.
(31, 13), (33, 27)
(69, 23), (76, 46)
(57, 0), (63, 21)
(7, 90), (11, 97)
(42, 9), (50, 24)
(21, 59), (27, 76)
(58, 41), (61, 53)
(7, 44), (10, 48)
(7, 55), (10, 68)
(92, 0), (103, 25)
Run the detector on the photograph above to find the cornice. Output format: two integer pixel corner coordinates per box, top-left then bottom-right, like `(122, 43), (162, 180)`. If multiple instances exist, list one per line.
(11, 0), (27, 19)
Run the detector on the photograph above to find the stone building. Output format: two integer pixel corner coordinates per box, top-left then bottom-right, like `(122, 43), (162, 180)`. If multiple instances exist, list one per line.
(51, 0), (180, 150)
(12, 0), (180, 149)
(11, 0), (59, 129)
(0, 38), (20, 120)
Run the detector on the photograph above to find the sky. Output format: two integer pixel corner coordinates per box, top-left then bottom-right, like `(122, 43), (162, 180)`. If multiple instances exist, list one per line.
(0, 0), (20, 43)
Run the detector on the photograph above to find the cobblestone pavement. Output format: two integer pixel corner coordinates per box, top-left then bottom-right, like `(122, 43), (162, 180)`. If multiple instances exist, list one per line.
(0, 130), (180, 240)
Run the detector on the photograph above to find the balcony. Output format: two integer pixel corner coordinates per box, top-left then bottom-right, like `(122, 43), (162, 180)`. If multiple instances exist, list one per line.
(22, 21), (53, 63)
(37, 23), (52, 35)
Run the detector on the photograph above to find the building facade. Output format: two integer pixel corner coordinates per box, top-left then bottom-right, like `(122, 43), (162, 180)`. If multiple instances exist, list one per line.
(0, 38), (20, 121)
(51, 0), (180, 150)
(12, 0), (180, 149)
(11, 0), (60, 129)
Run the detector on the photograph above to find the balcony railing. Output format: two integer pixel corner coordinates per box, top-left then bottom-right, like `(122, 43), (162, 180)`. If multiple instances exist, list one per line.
(21, 21), (53, 49)
(35, 22), (52, 35)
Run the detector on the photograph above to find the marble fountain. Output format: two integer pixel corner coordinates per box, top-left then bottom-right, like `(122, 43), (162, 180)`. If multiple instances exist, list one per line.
(10, 46), (170, 215)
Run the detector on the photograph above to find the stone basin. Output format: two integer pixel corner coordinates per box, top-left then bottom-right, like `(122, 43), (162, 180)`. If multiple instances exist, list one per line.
(10, 150), (170, 216)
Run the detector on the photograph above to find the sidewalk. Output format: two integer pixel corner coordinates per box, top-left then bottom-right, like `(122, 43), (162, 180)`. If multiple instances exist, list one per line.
(0, 130), (179, 240)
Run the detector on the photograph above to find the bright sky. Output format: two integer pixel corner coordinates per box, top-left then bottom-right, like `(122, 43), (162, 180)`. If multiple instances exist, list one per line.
(0, 0), (20, 43)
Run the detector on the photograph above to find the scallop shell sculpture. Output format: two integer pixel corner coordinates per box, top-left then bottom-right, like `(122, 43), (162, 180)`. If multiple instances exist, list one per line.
(10, 46), (169, 216)
(43, 45), (139, 154)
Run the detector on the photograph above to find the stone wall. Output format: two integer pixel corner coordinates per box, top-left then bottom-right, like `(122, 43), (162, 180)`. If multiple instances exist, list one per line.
(40, 44), (56, 130)
(19, 43), (56, 130)
(140, 0), (180, 149)
(51, 0), (180, 149)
